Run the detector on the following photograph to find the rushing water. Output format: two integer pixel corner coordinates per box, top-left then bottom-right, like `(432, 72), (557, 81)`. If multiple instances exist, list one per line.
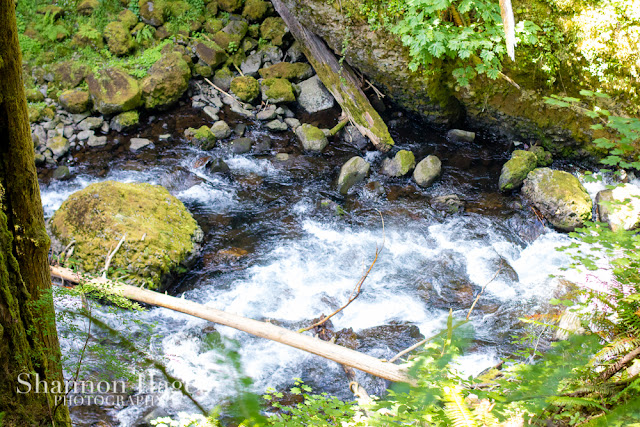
(41, 103), (582, 425)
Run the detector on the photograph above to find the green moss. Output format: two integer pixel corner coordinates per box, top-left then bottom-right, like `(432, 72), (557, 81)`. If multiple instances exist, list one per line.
(186, 125), (216, 149)
(212, 30), (242, 51)
(50, 181), (201, 290)
(140, 51), (191, 109)
(117, 9), (139, 29)
(242, 0), (269, 22)
(104, 21), (136, 56)
(530, 145), (553, 167)
(230, 76), (259, 102)
(58, 88), (91, 114)
(498, 150), (538, 191)
(261, 77), (295, 103)
(25, 88), (44, 103)
(258, 62), (312, 81)
(396, 150), (416, 174)
(112, 110), (140, 131)
(260, 17), (287, 46)
(86, 67), (141, 115)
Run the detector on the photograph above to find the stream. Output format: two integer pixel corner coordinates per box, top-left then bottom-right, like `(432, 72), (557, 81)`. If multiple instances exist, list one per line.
(40, 101), (582, 426)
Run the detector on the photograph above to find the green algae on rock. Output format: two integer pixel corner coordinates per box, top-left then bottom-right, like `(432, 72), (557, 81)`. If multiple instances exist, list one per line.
(58, 88), (91, 114)
(498, 150), (538, 192)
(230, 76), (260, 102)
(296, 123), (328, 152)
(86, 68), (141, 115)
(261, 77), (295, 103)
(258, 62), (313, 82)
(140, 52), (191, 110)
(104, 21), (136, 56)
(50, 181), (202, 290)
(381, 150), (416, 177)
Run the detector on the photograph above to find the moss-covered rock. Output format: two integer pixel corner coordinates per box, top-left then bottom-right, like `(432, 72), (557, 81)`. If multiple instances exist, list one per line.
(86, 68), (141, 115)
(498, 150), (538, 192)
(261, 78), (295, 103)
(118, 9), (139, 29)
(194, 62), (213, 77)
(37, 5), (64, 19)
(522, 168), (592, 231)
(50, 181), (202, 290)
(230, 76), (259, 102)
(104, 21), (136, 56)
(222, 20), (249, 39)
(28, 103), (54, 123)
(185, 126), (216, 149)
(51, 61), (89, 89)
(25, 88), (44, 103)
(58, 88), (91, 114)
(212, 31), (242, 51)
(337, 156), (370, 194)
(258, 62), (313, 82)
(204, 18), (224, 34)
(140, 52), (191, 110)
(111, 110), (140, 132)
(217, 0), (243, 13)
(77, 0), (99, 16)
(529, 145), (553, 167)
(242, 0), (269, 22)
(413, 155), (441, 187)
(213, 66), (234, 92)
(47, 136), (70, 160)
(296, 123), (328, 152)
(381, 150), (416, 177)
(139, 0), (166, 26)
(205, 1), (218, 17)
(260, 17), (287, 46)
(194, 41), (229, 68)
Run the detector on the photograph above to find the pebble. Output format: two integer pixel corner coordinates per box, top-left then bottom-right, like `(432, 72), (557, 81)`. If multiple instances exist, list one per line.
(203, 106), (220, 121)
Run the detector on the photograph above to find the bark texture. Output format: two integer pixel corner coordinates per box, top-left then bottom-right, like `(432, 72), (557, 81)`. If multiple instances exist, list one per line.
(0, 0), (71, 424)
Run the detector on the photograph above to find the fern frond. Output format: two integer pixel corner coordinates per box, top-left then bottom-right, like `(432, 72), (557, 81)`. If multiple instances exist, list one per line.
(471, 399), (499, 426)
(443, 386), (477, 427)
(592, 337), (640, 364)
(547, 396), (605, 410)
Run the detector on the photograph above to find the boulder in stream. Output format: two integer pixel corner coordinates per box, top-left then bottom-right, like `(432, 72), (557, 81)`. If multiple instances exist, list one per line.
(58, 88), (91, 114)
(522, 168), (592, 231)
(297, 75), (334, 113)
(50, 181), (202, 290)
(261, 78), (296, 103)
(498, 150), (538, 192)
(337, 156), (370, 194)
(596, 183), (640, 232)
(230, 76), (260, 103)
(413, 155), (441, 188)
(86, 67), (141, 115)
(140, 52), (191, 110)
(381, 150), (415, 177)
(296, 123), (328, 152)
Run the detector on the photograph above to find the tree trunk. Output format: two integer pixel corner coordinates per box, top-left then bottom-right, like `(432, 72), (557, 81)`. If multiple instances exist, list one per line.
(0, 0), (71, 424)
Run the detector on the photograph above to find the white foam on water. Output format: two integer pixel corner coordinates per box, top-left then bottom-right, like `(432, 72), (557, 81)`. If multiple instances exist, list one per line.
(226, 156), (279, 176)
(176, 183), (237, 212)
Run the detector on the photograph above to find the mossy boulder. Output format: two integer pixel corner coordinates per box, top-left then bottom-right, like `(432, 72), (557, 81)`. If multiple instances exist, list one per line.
(47, 136), (70, 160)
(230, 76), (259, 102)
(104, 21), (136, 56)
(260, 17), (287, 46)
(242, 0), (269, 22)
(37, 5), (64, 19)
(258, 62), (313, 82)
(58, 88), (91, 114)
(529, 145), (553, 167)
(204, 18), (223, 34)
(50, 181), (202, 290)
(139, 0), (166, 26)
(222, 20), (249, 39)
(296, 123), (328, 152)
(261, 78), (295, 103)
(337, 156), (370, 194)
(498, 150), (538, 192)
(413, 155), (441, 188)
(194, 62), (213, 77)
(194, 41), (229, 68)
(140, 52), (191, 110)
(596, 184), (640, 232)
(111, 110), (140, 132)
(51, 61), (89, 89)
(118, 9), (139, 29)
(212, 31), (242, 51)
(522, 168), (593, 232)
(28, 103), (54, 123)
(217, 0), (243, 13)
(205, 1), (218, 17)
(86, 68), (141, 115)
(382, 150), (416, 177)
(213, 66), (234, 92)
(185, 126), (216, 149)
(25, 88), (45, 103)
(77, 0), (99, 16)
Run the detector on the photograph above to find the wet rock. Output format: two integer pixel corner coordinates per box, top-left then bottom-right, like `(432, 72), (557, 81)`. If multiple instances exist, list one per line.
(111, 111), (139, 132)
(357, 322), (424, 353)
(522, 168), (592, 231)
(52, 166), (71, 180)
(47, 136), (69, 160)
(337, 156), (370, 195)
(258, 62), (314, 82)
(230, 76), (260, 103)
(234, 123), (246, 136)
(202, 106), (219, 121)
(340, 124), (367, 150)
(206, 158), (231, 174)
(230, 137), (253, 154)
(101, 121), (110, 134)
(297, 75), (334, 113)
(78, 116), (104, 131)
(86, 68), (141, 115)
(240, 52), (263, 77)
(284, 117), (300, 129)
(260, 17), (287, 46)
(261, 78), (295, 103)
(58, 88), (91, 114)
(432, 194), (464, 213)
(217, 0), (243, 12)
(285, 41), (304, 63)
(34, 153), (46, 166)
(260, 45), (283, 63)
(194, 41), (229, 68)
(266, 119), (287, 132)
(381, 150), (415, 177)
(141, 52), (191, 110)
(498, 150), (538, 192)
(185, 126), (216, 149)
(139, 0), (166, 26)
(77, 130), (94, 141)
(413, 155), (441, 188)
(596, 183), (640, 231)
(253, 138), (271, 153)
(51, 62), (89, 90)
(104, 21), (135, 56)
(242, 0), (269, 21)
(447, 129), (475, 142)
(87, 135), (108, 147)
(296, 124), (328, 152)
(530, 145), (553, 167)
(50, 181), (202, 290)
(130, 137), (152, 152)
(211, 120), (232, 139)
(212, 66), (234, 92)
(256, 105), (277, 120)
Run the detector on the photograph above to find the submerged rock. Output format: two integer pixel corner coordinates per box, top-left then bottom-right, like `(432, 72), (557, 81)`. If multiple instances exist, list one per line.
(596, 183), (640, 231)
(337, 156), (370, 194)
(297, 75), (334, 113)
(50, 181), (202, 290)
(86, 68), (141, 115)
(413, 155), (441, 188)
(447, 129), (475, 143)
(381, 150), (415, 177)
(296, 123), (328, 152)
(498, 150), (538, 192)
(522, 168), (592, 231)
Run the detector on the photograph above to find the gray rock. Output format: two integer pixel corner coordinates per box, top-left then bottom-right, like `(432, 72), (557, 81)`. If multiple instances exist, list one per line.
(209, 95), (223, 108)
(34, 125), (47, 146)
(296, 124), (328, 152)
(52, 166), (71, 180)
(130, 137), (152, 152)
(522, 168), (592, 231)
(230, 137), (253, 154)
(253, 138), (271, 153)
(337, 156), (370, 194)
(381, 150), (416, 177)
(158, 134), (172, 141)
(206, 158), (230, 174)
(260, 46), (283, 64)
(256, 105), (277, 121)
(432, 194), (464, 213)
(46, 136), (70, 160)
(71, 112), (91, 123)
(498, 150), (538, 192)
(284, 118), (300, 129)
(78, 117), (104, 131)
(63, 126), (74, 139)
(101, 121), (110, 134)
(34, 153), (46, 166)
(192, 101), (206, 109)
(204, 105), (220, 121)
(77, 130), (94, 141)
(297, 75), (334, 113)
(447, 129), (475, 143)
(285, 41), (304, 62)
(240, 52), (263, 77)
(413, 155), (441, 188)
(210, 120), (232, 139)
(275, 153), (289, 161)
(87, 134), (108, 147)
(234, 123), (246, 136)
(341, 124), (368, 150)
(266, 119), (287, 132)
(230, 102), (255, 118)
(596, 183), (640, 232)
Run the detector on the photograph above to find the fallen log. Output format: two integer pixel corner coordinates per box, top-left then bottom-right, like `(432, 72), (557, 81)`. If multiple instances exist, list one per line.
(270, 0), (394, 152)
(50, 265), (414, 385)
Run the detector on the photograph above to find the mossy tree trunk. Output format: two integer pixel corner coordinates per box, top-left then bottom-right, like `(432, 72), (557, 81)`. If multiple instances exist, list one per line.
(0, 0), (71, 424)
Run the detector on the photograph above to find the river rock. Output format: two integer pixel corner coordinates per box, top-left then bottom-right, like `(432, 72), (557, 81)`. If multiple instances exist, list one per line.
(50, 61), (89, 90)
(261, 78), (295, 103)
(206, 158), (231, 174)
(498, 150), (538, 192)
(104, 21), (135, 56)
(297, 75), (334, 113)
(139, 0), (166, 26)
(58, 89), (91, 114)
(284, 118), (300, 129)
(381, 150), (415, 177)
(130, 137), (152, 151)
(141, 52), (191, 110)
(185, 126), (216, 149)
(240, 52), (263, 77)
(86, 68), (141, 115)
(447, 129), (475, 143)
(50, 181), (202, 290)
(230, 137), (253, 154)
(258, 62), (314, 82)
(194, 41), (229, 68)
(78, 116), (104, 131)
(87, 135), (108, 147)
(432, 194), (464, 214)
(413, 155), (441, 188)
(260, 17), (287, 46)
(596, 183), (640, 231)
(47, 136), (70, 160)
(256, 105), (277, 120)
(242, 0), (269, 21)
(52, 166), (71, 180)
(111, 111), (139, 132)
(213, 67), (234, 92)
(210, 121), (232, 139)
(337, 156), (370, 194)
(230, 76), (260, 103)
(77, 130), (94, 141)
(296, 124), (328, 152)
(522, 168), (592, 231)
(260, 45), (283, 63)
(266, 119), (287, 132)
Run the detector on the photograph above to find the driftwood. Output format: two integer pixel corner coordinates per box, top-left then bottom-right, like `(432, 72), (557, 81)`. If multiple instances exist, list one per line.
(50, 266), (414, 385)
(270, 0), (394, 152)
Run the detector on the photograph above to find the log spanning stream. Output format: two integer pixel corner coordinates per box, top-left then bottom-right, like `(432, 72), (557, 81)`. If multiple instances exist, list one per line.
(39, 103), (590, 425)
